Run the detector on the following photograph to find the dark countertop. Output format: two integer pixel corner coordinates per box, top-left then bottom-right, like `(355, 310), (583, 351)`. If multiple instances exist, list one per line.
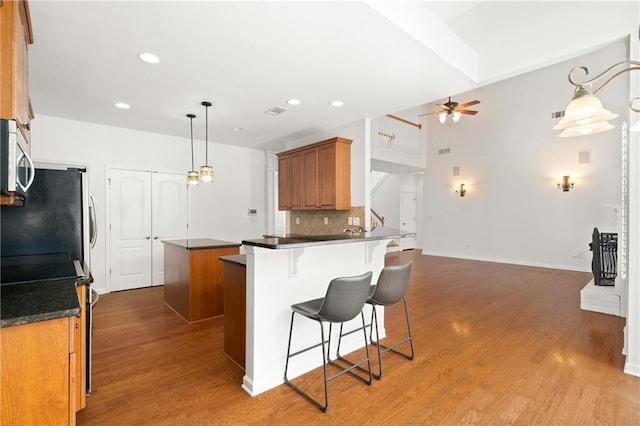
(242, 227), (414, 249)
(163, 238), (241, 250)
(0, 278), (82, 328)
(219, 254), (247, 266)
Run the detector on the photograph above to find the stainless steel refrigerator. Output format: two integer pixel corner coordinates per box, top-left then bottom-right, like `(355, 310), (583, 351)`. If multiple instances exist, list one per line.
(1, 161), (97, 394)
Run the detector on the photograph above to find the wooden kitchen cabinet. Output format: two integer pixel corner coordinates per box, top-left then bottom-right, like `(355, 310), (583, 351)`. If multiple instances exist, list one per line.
(74, 285), (87, 411)
(277, 137), (351, 211)
(1, 316), (76, 426)
(0, 0), (34, 146)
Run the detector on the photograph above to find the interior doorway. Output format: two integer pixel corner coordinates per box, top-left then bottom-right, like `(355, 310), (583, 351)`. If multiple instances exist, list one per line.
(108, 169), (188, 291)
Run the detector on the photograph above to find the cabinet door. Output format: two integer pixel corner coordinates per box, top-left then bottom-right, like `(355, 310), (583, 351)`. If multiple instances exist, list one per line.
(277, 154), (290, 210)
(1, 317), (73, 425)
(318, 143), (336, 209)
(302, 147), (318, 209)
(0, 0), (33, 145)
(16, 0), (31, 143)
(289, 151), (303, 210)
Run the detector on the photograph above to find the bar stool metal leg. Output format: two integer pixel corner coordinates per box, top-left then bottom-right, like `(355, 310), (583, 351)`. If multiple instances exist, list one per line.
(283, 271), (374, 413)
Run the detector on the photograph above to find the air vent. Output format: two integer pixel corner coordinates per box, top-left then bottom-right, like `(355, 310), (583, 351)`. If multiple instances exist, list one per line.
(438, 148), (451, 155)
(264, 106), (288, 116)
(551, 110), (565, 119)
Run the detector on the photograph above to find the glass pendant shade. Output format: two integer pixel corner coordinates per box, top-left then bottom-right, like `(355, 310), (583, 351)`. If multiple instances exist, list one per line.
(200, 165), (214, 182)
(438, 111), (447, 123)
(452, 111), (461, 122)
(554, 88), (618, 137)
(187, 170), (200, 186)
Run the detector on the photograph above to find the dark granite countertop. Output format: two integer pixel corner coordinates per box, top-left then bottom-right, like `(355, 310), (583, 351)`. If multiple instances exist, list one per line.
(219, 254), (247, 266)
(242, 227), (414, 249)
(0, 278), (82, 328)
(163, 238), (241, 250)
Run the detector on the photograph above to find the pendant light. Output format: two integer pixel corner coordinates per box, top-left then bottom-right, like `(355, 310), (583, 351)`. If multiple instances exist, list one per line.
(200, 101), (214, 182)
(186, 113), (199, 186)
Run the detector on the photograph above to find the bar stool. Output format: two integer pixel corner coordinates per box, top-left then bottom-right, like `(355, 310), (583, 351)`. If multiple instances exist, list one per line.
(337, 261), (414, 380)
(283, 271), (373, 413)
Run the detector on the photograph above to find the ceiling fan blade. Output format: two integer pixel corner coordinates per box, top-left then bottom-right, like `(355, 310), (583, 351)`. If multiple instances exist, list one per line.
(417, 111), (441, 117)
(435, 103), (449, 111)
(458, 109), (478, 115)
(457, 100), (480, 108)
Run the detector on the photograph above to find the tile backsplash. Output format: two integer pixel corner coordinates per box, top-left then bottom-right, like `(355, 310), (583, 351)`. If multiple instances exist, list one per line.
(288, 206), (365, 235)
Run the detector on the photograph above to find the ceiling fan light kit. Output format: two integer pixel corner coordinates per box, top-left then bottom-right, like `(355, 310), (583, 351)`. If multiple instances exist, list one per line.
(421, 96), (480, 124)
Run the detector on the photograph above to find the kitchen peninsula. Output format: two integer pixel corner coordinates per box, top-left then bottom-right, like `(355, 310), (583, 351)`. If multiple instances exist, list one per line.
(240, 228), (410, 396)
(163, 238), (240, 323)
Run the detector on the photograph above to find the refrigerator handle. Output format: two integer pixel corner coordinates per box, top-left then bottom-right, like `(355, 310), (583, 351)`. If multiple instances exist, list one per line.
(89, 193), (98, 248)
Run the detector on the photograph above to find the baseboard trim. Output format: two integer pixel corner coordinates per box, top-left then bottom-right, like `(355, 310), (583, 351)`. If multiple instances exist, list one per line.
(624, 360), (640, 377)
(419, 250), (591, 273)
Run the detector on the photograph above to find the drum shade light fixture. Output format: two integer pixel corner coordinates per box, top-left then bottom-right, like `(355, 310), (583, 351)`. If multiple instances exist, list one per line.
(554, 61), (640, 137)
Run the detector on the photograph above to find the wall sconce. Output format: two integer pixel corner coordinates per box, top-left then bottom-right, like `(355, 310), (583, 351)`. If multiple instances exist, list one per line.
(455, 183), (466, 197)
(557, 175), (575, 192)
(554, 61), (640, 137)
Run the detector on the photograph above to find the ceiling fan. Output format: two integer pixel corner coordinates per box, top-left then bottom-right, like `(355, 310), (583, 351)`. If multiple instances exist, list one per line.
(419, 96), (481, 123)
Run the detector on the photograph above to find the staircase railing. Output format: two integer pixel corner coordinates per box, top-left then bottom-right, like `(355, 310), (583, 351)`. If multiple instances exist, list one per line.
(370, 208), (384, 230)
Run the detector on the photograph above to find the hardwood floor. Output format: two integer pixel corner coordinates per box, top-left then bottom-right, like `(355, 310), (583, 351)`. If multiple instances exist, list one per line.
(78, 251), (639, 425)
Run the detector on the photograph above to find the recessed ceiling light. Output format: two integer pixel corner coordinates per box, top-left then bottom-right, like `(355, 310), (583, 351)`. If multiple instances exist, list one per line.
(287, 99), (301, 106)
(233, 127), (243, 131)
(138, 52), (159, 64)
(330, 100), (344, 107)
(114, 102), (131, 109)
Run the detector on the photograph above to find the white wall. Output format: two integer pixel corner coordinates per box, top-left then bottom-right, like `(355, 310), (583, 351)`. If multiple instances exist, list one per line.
(371, 172), (421, 230)
(31, 115), (266, 293)
(423, 41), (628, 271)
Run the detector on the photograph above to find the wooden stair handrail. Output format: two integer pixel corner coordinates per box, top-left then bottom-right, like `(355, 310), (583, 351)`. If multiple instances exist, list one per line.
(371, 208), (385, 227)
(386, 114), (422, 130)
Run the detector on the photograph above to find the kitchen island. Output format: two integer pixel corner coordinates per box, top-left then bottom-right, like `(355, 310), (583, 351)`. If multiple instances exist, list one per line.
(163, 238), (240, 323)
(240, 228), (410, 396)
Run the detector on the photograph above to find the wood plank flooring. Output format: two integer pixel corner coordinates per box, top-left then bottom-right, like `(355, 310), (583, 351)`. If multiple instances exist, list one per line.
(78, 251), (640, 425)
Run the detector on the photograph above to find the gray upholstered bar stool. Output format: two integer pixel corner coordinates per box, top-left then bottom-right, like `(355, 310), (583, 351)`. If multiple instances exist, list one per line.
(283, 271), (373, 413)
(338, 261), (414, 380)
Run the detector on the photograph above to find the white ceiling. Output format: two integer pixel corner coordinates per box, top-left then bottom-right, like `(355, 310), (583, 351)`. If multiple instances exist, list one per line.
(27, 1), (637, 151)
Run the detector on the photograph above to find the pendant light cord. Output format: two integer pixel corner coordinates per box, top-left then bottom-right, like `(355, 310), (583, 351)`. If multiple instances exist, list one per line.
(205, 104), (209, 166)
(202, 101), (212, 167)
(188, 113), (195, 170)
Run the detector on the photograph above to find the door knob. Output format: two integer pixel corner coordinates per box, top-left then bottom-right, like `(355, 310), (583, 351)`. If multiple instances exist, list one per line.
(146, 236), (151, 240)
(154, 236), (159, 240)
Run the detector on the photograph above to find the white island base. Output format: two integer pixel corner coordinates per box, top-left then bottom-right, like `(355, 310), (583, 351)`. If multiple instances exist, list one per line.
(242, 238), (392, 396)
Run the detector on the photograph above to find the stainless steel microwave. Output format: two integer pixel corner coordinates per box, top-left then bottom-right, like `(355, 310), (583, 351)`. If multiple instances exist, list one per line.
(1, 119), (35, 197)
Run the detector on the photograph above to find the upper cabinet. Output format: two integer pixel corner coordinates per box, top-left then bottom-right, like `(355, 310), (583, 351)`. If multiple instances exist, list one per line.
(1, 0), (34, 146)
(277, 137), (352, 211)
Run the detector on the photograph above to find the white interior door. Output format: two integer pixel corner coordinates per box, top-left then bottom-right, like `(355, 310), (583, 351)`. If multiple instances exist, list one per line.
(110, 169), (152, 291)
(152, 172), (188, 285)
(400, 191), (416, 250)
